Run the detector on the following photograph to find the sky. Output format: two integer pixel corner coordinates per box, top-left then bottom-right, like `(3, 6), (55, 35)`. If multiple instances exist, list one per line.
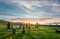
(0, 0), (60, 19)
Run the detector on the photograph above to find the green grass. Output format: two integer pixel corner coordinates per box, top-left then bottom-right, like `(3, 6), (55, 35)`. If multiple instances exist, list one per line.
(0, 24), (60, 39)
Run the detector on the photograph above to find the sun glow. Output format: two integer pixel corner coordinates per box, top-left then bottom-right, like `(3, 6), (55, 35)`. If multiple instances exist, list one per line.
(7, 18), (60, 24)
(8, 20), (47, 24)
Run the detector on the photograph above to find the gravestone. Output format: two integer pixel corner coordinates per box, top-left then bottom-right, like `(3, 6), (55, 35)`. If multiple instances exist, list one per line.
(26, 23), (28, 28)
(22, 25), (25, 34)
(56, 28), (60, 33)
(12, 28), (16, 34)
(7, 22), (10, 29)
(19, 25), (21, 29)
(28, 23), (30, 29)
(35, 22), (39, 28)
(16, 24), (19, 29)
(19, 23), (22, 29)
(50, 23), (51, 26)
(56, 24), (60, 33)
(56, 24), (57, 27)
(11, 22), (13, 29)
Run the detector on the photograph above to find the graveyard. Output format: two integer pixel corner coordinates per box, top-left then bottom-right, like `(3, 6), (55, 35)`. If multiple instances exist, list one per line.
(0, 20), (60, 39)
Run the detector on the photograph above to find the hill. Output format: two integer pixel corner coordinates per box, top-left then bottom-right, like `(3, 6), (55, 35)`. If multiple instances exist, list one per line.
(0, 20), (7, 25)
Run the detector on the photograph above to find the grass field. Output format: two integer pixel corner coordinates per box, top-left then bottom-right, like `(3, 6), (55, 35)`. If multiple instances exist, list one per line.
(0, 23), (60, 39)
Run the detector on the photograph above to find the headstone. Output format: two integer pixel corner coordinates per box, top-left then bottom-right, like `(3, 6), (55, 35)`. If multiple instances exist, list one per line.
(16, 24), (19, 28)
(35, 22), (38, 28)
(56, 29), (60, 33)
(19, 23), (22, 29)
(56, 24), (57, 27)
(19, 25), (21, 29)
(7, 22), (10, 29)
(12, 28), (16, 34)
(22, 25), (25, 34)
(11, 22), (13, 29)
(50, 23), (51, 26)
(28, 23), (30, 29)
(26, 23), (28, 28)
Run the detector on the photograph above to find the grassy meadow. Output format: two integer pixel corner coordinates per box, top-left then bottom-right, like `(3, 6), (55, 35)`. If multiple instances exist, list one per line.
(0, 20), (60, 39)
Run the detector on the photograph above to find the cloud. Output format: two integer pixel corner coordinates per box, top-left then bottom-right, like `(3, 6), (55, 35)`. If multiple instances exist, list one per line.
(0, 0), (60, 19)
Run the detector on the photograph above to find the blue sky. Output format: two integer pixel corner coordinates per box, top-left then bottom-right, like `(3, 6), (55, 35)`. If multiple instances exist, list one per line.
(0, 0), (60, 19)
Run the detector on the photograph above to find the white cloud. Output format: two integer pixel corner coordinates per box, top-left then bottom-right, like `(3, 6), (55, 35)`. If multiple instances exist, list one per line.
(3, 0), (60, 9)
(0, 0), (60, 18)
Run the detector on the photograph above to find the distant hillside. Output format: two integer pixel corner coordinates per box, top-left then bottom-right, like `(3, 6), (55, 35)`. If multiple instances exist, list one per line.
(0, 20), (7, 25)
